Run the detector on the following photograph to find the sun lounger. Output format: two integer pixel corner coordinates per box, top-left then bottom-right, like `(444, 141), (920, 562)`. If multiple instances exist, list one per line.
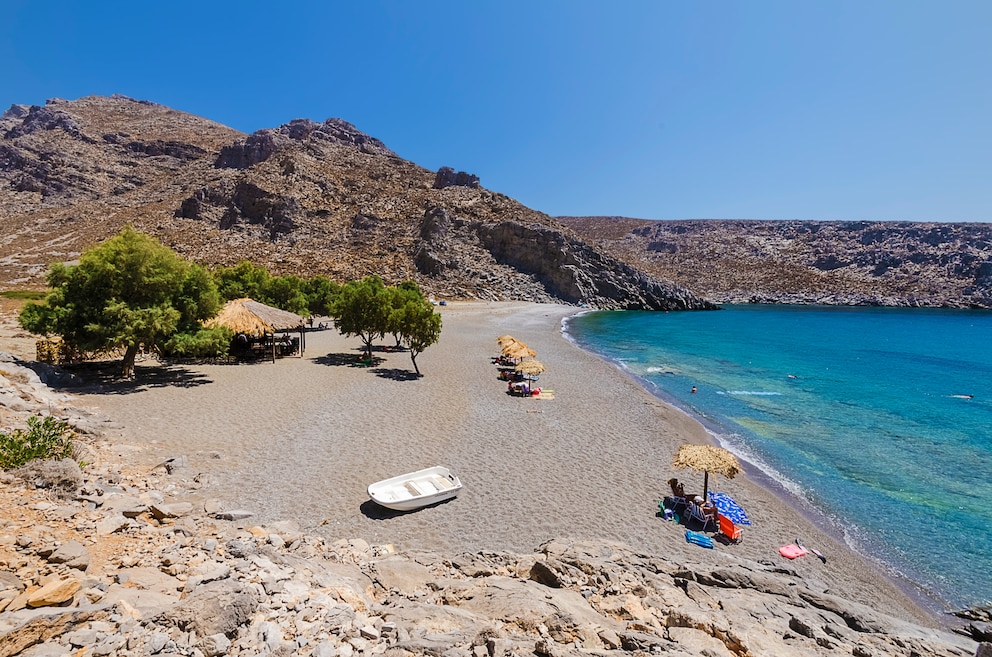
(718, 513), (742, 543)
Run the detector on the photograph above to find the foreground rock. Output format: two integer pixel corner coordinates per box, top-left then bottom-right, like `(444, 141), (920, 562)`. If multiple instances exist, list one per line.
(0, 455), (979, 657)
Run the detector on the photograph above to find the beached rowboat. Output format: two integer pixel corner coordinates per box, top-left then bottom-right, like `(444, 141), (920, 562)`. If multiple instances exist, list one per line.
(367, 466), (462, 511)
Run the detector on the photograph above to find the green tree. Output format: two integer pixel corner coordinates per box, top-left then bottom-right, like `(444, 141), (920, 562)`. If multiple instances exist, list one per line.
(386, 280), (426, 347)
(19, 227), (222, 378)
(330, 275), (392, 361)
(213, 261), (271, 301)
(393, 296), (442, 376)
(304, 276), (341, 317)
(264, 274), (310, 316)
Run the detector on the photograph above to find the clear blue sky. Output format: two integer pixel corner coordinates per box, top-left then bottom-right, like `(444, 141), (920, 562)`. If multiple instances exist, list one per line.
(3, 1), (990, 222)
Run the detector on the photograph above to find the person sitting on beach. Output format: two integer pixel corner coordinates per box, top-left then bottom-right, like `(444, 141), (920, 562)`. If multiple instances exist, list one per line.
(668, 478), (687, 500)
(696, 496), (719, 522)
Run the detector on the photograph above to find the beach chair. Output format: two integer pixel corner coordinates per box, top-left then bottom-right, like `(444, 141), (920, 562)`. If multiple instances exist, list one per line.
(687, 500), (717, 531)
(667, 478), (689, 510)
(718, 513), (743, 543)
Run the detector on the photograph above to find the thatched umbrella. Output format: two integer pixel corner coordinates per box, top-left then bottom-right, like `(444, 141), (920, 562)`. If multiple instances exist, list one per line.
(497, 335), (517, 347)
(672, 444), (741, 500)
(502, 343), (537, 359)
(515, 360), (546, 377)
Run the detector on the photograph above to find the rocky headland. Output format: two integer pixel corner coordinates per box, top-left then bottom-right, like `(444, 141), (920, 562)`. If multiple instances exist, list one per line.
(558, 217), (992, 308)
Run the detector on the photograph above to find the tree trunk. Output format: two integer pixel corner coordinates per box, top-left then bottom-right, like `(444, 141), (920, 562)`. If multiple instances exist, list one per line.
(121, 344), (139, 379)
(410, 351), (421, 377)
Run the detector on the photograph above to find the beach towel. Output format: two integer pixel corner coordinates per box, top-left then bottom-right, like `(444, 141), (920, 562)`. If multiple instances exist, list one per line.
(685, 530), (714, 549)
(708, 492), (752, 526)
(778, 543), (807, 559)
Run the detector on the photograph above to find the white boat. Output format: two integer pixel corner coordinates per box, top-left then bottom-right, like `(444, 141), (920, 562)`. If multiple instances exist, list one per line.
(367, 466), (462, 511)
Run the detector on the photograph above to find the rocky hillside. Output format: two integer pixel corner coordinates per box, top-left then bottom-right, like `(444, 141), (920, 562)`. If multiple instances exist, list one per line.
(557, 217), (992, 308)
(0, 96), (712, 311)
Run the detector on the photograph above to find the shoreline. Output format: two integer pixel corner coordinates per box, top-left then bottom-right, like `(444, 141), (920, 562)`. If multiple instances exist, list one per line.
(561, 318), (953, 621)
(59, 301), (941, 628)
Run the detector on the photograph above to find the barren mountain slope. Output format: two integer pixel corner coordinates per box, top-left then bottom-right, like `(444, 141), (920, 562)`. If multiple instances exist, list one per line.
(0, 96), (712, 310)
(559, 216), (992, 308)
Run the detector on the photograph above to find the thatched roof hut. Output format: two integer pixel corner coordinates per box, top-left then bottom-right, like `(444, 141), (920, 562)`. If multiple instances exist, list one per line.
(205, 298), (304, 336)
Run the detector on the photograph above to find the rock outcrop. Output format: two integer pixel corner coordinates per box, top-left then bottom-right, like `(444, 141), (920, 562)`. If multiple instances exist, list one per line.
(0, 95), (706, 311)
(414, 208), (716, 309)
(558, 217), (992, 308)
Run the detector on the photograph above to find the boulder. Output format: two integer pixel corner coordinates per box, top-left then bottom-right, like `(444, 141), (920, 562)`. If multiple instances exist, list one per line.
(27, 577), (81, 607)
(46, 541), (90, 571)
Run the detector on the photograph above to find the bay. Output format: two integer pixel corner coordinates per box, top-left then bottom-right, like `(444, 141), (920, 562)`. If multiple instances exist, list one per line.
(565, 304), (992, 612)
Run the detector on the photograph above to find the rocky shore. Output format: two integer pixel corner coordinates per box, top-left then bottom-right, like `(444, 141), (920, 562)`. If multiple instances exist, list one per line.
(0, 351), (984, 657)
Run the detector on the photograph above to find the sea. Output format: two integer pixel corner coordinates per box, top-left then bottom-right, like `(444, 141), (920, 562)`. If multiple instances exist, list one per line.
(564, 304), (992, 614)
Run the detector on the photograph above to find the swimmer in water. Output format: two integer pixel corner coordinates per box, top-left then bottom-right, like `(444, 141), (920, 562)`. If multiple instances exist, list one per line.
(691, 386), (697, 394)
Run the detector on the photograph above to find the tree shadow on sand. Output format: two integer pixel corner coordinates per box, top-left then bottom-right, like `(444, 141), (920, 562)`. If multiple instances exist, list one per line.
(312, 352), (362, 367)
(56, 361), (212, 395)
(373, 368), (421, 382)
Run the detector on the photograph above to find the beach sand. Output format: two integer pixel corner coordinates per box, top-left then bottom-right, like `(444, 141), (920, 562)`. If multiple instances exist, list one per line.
(65, 301), (938, 626)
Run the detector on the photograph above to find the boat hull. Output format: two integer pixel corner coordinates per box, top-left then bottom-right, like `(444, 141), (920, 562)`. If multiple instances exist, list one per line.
(367, 466), (462, 511)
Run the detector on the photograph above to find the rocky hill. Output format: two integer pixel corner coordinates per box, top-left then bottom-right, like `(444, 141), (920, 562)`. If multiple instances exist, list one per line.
(0, 96), (712, 311)
(557, 217), (992, 308)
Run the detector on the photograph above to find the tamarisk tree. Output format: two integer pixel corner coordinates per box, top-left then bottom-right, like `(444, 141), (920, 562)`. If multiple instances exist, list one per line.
(19, 227), (222, 378)
(387, 282), (442, 376)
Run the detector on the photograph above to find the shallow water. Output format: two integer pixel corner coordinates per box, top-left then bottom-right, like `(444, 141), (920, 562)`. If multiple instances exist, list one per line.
(565, 304), (992, 612)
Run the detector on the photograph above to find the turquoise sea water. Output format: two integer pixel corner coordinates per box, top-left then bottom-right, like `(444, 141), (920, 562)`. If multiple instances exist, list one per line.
(565, 305), (992, 612)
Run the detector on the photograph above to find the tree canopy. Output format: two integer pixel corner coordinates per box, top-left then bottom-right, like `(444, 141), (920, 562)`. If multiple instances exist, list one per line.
(330, 276), (393, 361)
(387, 282), (442, 376)
(19, 227), (223, 377)
(331, 277), (442, 375)
(212, 261), (340, 317)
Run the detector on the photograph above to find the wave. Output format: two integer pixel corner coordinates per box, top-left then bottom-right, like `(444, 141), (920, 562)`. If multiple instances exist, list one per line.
(716, 390), (784, 396)
(645, 365), (680, 375)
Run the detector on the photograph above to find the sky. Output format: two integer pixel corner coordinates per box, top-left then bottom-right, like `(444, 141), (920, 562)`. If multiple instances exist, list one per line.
(2, 1), (990, 222)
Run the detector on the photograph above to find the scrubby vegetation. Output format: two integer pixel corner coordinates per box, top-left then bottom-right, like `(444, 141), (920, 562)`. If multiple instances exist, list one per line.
(0, 415), (76, 470)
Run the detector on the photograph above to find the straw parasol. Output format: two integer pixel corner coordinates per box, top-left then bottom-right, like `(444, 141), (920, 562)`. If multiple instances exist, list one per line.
(496, 335), (517, 347)
(515, 360), (546, 376)
(672, 444), (741, 500)
(502, 343), (537, 359)
(204, 298), (305, 336)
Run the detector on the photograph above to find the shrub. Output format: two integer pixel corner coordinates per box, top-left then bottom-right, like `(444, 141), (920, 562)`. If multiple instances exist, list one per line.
(0, 415), (76, 470)
(0, 290), (47, 301)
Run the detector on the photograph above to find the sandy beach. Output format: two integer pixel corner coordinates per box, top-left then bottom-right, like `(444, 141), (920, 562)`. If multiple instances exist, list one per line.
(63, 301), (937, 627)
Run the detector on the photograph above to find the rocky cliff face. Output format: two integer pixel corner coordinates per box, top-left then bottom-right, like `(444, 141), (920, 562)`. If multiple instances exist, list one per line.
(0, 95), (708, 311)
(558, 217), (992, 308)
